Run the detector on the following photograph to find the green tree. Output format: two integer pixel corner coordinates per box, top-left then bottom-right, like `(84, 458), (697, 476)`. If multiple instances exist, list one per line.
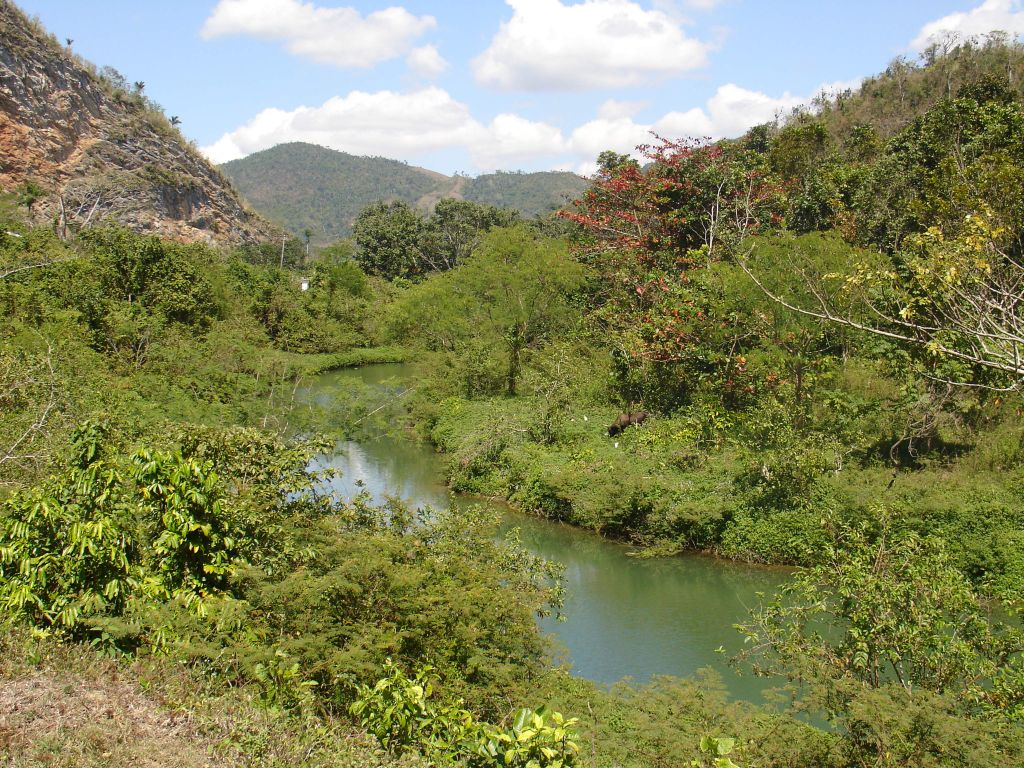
(737, 520), (1024, 724)
(390, 227), (585, 397)
(353, 200), (425, 280)
(421, 198), (519, 272)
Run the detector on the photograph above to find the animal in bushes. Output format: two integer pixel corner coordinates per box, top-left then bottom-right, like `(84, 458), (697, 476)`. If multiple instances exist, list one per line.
(608, 411), (649, 437)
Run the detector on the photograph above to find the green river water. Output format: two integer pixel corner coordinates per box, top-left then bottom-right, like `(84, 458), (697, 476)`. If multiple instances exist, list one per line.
(306, 363), (788, 703)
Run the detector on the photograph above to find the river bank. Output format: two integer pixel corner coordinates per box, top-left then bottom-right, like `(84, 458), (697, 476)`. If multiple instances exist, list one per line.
(306, 363), (789, 701)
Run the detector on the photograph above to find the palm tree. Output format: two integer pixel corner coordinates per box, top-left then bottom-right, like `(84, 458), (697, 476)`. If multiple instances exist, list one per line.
(170, 116), (181, 127)
(64, 37), (73, 48)
(133, 81), (145, 93)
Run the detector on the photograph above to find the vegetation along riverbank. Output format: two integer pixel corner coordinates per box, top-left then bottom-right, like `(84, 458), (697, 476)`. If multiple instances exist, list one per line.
(2, 2), (1024, 765)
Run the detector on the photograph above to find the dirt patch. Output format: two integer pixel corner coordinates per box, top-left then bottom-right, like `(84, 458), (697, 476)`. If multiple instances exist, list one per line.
(0, 670), (216, 768)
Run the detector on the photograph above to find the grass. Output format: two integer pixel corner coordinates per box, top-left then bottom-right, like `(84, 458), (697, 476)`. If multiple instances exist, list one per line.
(421, 390), (1024, 594)
(0, 627), (420, 768)
(299, 346), (410, 374)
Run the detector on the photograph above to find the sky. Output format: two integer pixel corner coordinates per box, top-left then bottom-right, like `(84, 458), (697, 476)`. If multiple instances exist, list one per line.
(15, 0), (1024, 176)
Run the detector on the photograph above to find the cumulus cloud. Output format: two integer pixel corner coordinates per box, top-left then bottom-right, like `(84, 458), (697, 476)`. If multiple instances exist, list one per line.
(474, 113), (567, 168)
(911, 0), (1024, 51)
(407, 44), (448, 78)
(202, 79), (834, 174)
(202, 88), (477, 163)
(472, 0), (712, 90)
(567, 83), (803, 170)
(201, 87), (567, 172)
(200, 0), (436, 68)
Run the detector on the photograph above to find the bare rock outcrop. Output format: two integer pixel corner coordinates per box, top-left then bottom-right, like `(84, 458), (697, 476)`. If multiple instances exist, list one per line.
(0, 0), (279, 245)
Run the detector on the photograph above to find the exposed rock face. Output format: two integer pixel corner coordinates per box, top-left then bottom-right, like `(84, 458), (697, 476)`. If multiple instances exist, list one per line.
(0, 1), (278, 245)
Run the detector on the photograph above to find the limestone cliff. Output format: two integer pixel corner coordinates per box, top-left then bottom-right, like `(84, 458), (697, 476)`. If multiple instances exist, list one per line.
(0, 1), (278, 245)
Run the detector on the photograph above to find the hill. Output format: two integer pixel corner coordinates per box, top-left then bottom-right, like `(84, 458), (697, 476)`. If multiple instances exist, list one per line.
(0, 0), (277, 245)
(221, 142), (587, 244)
(462, 170), (588, 218)
(775, 32), (1024, 143)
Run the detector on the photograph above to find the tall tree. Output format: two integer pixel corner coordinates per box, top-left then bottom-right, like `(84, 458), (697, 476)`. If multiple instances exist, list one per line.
(352, 200), (425, 280)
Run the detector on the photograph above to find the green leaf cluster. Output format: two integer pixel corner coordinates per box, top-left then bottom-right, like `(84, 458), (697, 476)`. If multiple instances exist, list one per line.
(352, 660), (579, 767)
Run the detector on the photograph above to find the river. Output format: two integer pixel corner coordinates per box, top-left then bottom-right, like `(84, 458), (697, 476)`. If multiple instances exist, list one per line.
(304, 363), (788, 703)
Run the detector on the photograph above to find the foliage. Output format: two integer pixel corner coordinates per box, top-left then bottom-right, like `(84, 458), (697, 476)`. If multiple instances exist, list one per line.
(736, 520), (1024, 766)
(388, 226), (586, 396)
(563, 136), (782, 261)
(352, 660), (579, 767)
(353, 200), (427, 280)
(690, 736), (740, 768)
(351, 660), (487, 760)
(353, 198), (528, 280)
(421, 197), (520, 271)
(252, 647), (318, 711)
(0, 418), (563, 720)
(0, 422), (139, 636)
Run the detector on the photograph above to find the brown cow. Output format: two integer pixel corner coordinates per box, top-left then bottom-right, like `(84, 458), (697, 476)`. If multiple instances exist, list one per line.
(608, 411), (649, 437)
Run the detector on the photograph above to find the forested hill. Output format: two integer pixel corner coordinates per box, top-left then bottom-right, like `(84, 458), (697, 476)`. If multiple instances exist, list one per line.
(0, 0), (277, 245)
(789, 33), (1024, 142)
(221, 141), (587, 244)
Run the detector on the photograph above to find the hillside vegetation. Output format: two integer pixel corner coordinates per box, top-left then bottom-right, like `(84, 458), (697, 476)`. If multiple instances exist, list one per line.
(3, 8), (1024, 768)
(221, 142), (587, 244)
(377, 34), (1024, 764)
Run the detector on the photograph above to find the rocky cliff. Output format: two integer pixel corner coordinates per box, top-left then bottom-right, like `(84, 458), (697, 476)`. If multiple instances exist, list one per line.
(0, 1), (277, 245)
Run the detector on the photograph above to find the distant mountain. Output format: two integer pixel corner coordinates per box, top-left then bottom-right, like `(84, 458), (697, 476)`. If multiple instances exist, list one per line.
(0, 1), (278, 245)
(221, 142), (587, 244)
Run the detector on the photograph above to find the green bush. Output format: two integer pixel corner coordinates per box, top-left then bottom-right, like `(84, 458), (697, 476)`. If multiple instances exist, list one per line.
(352, 661), (579, 767)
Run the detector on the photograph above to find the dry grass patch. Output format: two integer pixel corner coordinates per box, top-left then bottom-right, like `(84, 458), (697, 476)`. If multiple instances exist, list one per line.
(0, 630), (411, 768)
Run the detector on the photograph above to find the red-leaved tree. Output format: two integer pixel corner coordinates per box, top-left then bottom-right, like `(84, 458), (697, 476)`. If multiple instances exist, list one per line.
(561, 138), (783, 407)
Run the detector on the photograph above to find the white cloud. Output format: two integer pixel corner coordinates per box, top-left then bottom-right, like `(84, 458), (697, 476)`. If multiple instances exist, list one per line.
(200, 0), (436, 68)
(693, 82), (802, 136)
(201, 87), (567, 172)
(911, 0), (1024, 51)
(568, 116), (652, 164)
(202, 88), (477, 163)
(472, 0), (712, 90)
(567, 83), (802, 167)
(598, 98), (648, 120)
(202, 80), (830, 174)
(407, 44), (448, 78)
(472, 113), (567, 169)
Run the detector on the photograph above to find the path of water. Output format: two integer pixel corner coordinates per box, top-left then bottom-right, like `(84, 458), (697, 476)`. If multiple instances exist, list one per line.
(306, 363), (787, 702)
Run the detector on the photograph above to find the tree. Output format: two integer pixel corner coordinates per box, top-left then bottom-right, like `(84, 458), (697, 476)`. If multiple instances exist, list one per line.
(736, 521), (1024, 766)
(352, 200), (425, 280)
(563, 137), (783, 262)
(595, 149), (638, 174)
(741, 82), (1024, 389)
(741, 211), (1024, 387)
(303, 228), (312, 259)
(16, 181), (45, 214)
(737, 522), (1024, 746)
(170, 115), (181, 126)
(389, 227), (585, 396)
(420, 198), (519, 272)
(561, 140), (785, 409)
(82, 228), (219, 330)
(460, 228), (583, 395)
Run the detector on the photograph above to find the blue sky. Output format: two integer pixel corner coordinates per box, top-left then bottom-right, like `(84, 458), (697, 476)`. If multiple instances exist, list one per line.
(16, 0), (1024, 175)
